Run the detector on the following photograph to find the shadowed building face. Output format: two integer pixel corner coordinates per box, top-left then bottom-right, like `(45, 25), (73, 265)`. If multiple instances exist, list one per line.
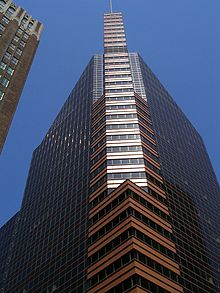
(0, 0), (43, 153)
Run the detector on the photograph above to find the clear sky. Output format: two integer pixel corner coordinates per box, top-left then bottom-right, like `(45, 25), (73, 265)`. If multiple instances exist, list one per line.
(0, 0), (219, 227)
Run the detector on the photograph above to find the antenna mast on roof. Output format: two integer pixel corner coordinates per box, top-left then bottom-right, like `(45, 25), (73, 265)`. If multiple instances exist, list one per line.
(110, 0), (113, 13)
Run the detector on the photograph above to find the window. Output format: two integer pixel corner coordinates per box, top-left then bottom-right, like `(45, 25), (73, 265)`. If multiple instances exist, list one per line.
(17, 28), (23, 35)
(108, 172), (146, 180)
(11, 57), (18, 65)
(21, 17), (28, 25)
(14, 36), (19, 42)
(23, 33), (29, 40)
(0, 61), (6, 70)
(0, 0), (6, 9)
(0, 90), (4, 101)
(9, 43), (16, 50)
(0, 23), (5, 33)
(7, 67), (14, 76)
(20, 40), (26, 47)
(2, 17), (9, 24)
(6, 7), (16, 17)
(0, 77), (9, 87)
(4, 52), (11, 60)
(16, 48), (22, 56)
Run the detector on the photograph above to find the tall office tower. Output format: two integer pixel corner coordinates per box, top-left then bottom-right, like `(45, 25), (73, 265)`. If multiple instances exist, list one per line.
(0, 212), (19, 293)
(0, 0), (43, 152)
(4, 9), (220, 293)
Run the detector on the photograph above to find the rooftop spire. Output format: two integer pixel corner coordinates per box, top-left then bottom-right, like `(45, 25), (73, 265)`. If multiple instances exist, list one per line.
(110, 0), (113, 13)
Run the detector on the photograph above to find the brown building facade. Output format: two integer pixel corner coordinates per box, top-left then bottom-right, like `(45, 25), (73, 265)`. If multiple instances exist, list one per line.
(0, 0), (43, 152)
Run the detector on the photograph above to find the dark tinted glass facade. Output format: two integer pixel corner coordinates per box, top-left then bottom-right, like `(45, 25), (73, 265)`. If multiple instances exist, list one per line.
(130, 53), (220, 292)
(5, 57), (99, 293)
(0, 212), (19, 293)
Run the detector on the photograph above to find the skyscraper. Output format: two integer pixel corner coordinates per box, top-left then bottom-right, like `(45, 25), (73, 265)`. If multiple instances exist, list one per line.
(2, 8), (220, 293)
(0, 212), (19, 293)
(0, 0), (43, 152)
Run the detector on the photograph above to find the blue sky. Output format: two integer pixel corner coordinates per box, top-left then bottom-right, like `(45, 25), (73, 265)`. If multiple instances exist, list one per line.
(0, 0), (219, 227)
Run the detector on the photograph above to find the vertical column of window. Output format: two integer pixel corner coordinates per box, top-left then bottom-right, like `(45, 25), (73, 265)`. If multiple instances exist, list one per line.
(0, 25), (28, 102)
(93, 55), (104, 104)
(134, 93), (167, 202)
(104, 14), (148, 190)
(129, 53), (147, 101)
(104, 13), (128, 54)
(90, 97), (107, 198)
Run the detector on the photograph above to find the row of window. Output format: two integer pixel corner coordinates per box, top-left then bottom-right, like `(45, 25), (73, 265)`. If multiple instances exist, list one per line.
(92, 107), (105, 121)
(0, 5), (34, 30)
(104, 56), (128, 60)
(106, 123), (138, 130)
(92, 97), (105, 112)
(105, 62), (129, 66)
(104, 28), (125, 32)
(141, 135), (157, 151)
(105, 74), (131, 80)
(105, 68), (130, 72)
(108, 158), (144, 166)
(107, 274), (170, 293)
(91, 138), (106, 153)
(136, 104), (151, 118)
(88, 249), (180, 288)
(89, 188), (169, 227)
(138, 115), (153, 129)
(147, 186), (167, 205)
(4, 51), (19, 65)
(107, 134), (140, 141)
(1, 6), (16, 17)
(0, 75), (9, 87)
(107, 145), (142, 153)
(16, 29), (29, 40)
(105, 88), (133, 93)
(90, 162), (106, 180)
(106, 104), (135, 110)
(104, 23), (123, 27)
(0, 61), (14, 75)
(106, 96), (134, 101)
(89, 184), (167, 210)
(1, 16), (9, 25)
(90, 175), (107, 194)
(9, 40), (26, 50)
(146, 173), (164, 191)
(104, 31), (125, 36)
(108, 172), (145, 180)
(88, 227), (177, 268)
(91, 126), (105, 142)
(105, 81), (132, 86)
(104, 20), (123, 24)
(91, 149), (106, 166)
(104, 46), (128, 53)
(144, 159), (161, 175)
(89, 207), (174, 245)
(143, 146), (159, 163)
(91, 116), (105, 132)
(139, 124), (154, 139)
(106, 113), (137, 120)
